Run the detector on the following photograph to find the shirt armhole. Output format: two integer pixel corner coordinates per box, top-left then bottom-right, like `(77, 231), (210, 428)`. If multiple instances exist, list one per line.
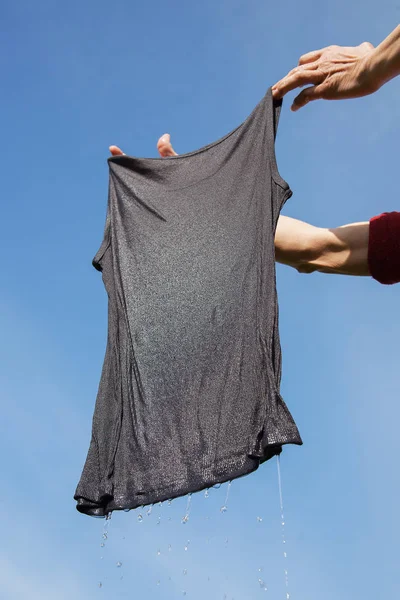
(92, 183), (112, 272)
(266, 88), (293, 198)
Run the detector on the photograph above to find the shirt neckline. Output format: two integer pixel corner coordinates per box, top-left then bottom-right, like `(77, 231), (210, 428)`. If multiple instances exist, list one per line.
(108, 87), (272, 165)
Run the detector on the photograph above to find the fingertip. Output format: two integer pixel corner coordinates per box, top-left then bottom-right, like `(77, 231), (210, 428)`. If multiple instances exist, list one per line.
(109, 145), (125, 156)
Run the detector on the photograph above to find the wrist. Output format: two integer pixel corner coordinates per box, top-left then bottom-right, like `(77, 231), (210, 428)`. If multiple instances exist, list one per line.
(365, 27), (400, 89)
(362, 49), (387, 92)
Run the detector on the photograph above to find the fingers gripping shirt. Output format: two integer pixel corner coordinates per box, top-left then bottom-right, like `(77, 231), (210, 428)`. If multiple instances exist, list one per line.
(74, 87), (302, 517)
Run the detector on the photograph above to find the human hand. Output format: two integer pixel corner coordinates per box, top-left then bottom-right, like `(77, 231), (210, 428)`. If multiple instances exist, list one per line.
(109, 133), (178, 158)
(272, 42), (379, 111)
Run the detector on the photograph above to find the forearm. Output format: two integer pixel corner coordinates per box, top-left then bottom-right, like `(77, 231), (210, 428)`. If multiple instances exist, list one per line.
(275, 215), (370, 276)
(368, 24), (400, 88)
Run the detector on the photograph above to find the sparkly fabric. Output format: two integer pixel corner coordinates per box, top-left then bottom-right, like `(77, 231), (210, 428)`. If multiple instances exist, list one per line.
(74, 87), (302, 517)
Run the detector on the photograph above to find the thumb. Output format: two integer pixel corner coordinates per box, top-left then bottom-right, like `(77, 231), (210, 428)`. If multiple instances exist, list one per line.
(291, 84), (324, 111)
(157, 133), (178, 157)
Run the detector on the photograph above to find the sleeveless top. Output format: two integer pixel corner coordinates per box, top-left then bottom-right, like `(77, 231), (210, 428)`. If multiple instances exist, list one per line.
(74, 86), (302, 517)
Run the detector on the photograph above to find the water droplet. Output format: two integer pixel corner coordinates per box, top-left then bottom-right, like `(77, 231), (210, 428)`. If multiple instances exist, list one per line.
(258, 567), (263, 572)
(283, 552), (287, 558)
(183, 569), (188, 575)
(168, 544), (172, 552)
(102, 532), (108, 540)
(282, 521), (285, 526)
(146, 505), (153, 516)
(184, 540), (190, 551)
(204, 489), (210, 498)
(156, 516), (161, 525)
(220, 505), (227, 513)
(181, 515), (189, 524)
(286, 594), (290, 599)
(213, 483), (221, 489)
(157, 549), (161, 556)
(100, 542), (105, 547)
(156, 580), (160, 586)
(207, 576), (211, 582)
(168, 517), (172, 521)
(168, 499), (172, 506)
(258, 578), (268, 591)
(257, 516), (263, 522)
(137, 514), (143, 523)
(225, 537), (229, 545)
(98, 582), (102, 588)
(105, 512), (112, 520)
(100, 556), (103, 560)
(116, 561), (122, 568)
(158, 501), (163, 507)
(182, 592), (187, 596)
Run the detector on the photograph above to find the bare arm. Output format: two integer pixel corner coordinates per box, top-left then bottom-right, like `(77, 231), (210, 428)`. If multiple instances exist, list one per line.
(275, 215), (370, 276)
(273, 24), (400, 111)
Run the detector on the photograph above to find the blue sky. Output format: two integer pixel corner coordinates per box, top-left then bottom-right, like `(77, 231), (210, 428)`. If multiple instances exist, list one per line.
(1, 1), (399, 598)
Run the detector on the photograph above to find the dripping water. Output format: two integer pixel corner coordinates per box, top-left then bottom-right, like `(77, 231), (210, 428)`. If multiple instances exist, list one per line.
(220, 480), (232, 513)
(277, 455), (290, 599)
(181, 493), (192, 524)
(256, 506), (266, 589)
(98, 512), (112, 589)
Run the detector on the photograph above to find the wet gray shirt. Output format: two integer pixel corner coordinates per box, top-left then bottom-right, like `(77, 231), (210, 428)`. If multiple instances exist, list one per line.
(75, 87), (302, 517)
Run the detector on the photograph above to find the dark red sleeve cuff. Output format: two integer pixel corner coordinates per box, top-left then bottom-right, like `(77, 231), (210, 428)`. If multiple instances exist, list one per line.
(368, 211), (400, 285)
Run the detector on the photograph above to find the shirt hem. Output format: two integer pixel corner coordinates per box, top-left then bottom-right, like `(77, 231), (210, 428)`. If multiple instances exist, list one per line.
(74, 442), (295, 517)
